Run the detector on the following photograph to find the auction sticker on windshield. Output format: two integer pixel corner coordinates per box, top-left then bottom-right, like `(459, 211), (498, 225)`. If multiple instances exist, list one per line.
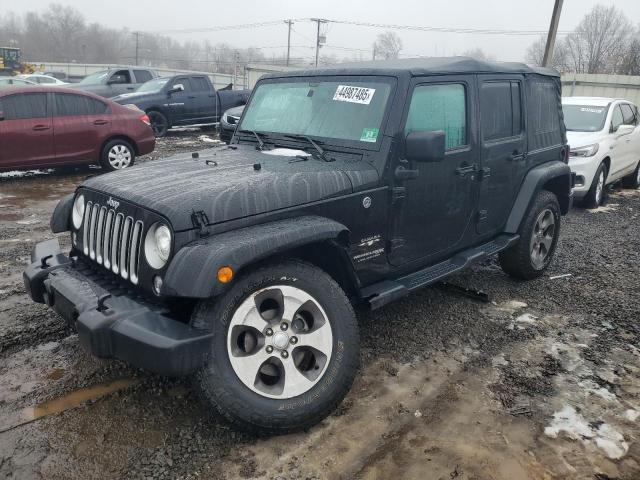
(333, 85), (375, 105)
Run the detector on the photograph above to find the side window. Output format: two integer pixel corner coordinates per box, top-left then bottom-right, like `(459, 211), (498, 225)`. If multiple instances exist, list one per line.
(171, 78), (191, 92)
(405, 83), (466, 150)
(480, 81), (522, 141)
(191, 77), (209, 91)
(55, 93), (108, 116)
(620, 104), (636, 126)
(110, 70), (131, 84)
(611, 105), (624, 132)
(38, 76), (55, 84)
(1, 93), (48, 120)
(531, 81), (559, 134)
(133, 70), (153, 83)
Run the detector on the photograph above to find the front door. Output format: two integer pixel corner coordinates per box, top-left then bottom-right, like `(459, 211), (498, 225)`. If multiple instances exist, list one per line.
(389, 76), (479, 267)
(0, 92), (54, 169)
(476, 75), (527, 236)
(165, 77), (193, 124)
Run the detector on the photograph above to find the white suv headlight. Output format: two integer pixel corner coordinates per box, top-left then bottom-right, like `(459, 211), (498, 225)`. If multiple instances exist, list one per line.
(72, 194), (85, 229)
(145, 223), (172, 269)
(569, 143), (599, 157)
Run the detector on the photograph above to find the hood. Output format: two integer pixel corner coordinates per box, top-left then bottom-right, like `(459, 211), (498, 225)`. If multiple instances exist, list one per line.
(566, 130), (603, 150)
(111, 91), (163, 103)
(224, 105), (245, 117)
(81, 145), (379, 231)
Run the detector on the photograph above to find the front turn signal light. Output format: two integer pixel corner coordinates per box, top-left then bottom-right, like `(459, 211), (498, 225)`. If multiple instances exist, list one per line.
(217, 266), (234, 284)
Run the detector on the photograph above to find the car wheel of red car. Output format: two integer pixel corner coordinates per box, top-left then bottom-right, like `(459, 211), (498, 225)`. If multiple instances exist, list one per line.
(100, 139), (135, 171)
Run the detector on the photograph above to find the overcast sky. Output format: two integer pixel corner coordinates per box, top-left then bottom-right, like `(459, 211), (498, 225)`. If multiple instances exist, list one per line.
(6, 0), (640, 62)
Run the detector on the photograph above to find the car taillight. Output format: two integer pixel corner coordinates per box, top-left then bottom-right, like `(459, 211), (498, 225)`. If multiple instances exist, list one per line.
(140, 114), (151, 126)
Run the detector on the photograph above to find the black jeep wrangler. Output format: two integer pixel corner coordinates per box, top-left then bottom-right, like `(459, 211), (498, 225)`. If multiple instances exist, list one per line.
(24, 58), (571, 434)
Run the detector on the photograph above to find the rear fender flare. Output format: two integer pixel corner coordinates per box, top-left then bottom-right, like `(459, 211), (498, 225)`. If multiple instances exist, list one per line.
(162, 216), (350, 298)
(505, 161), (572, 234)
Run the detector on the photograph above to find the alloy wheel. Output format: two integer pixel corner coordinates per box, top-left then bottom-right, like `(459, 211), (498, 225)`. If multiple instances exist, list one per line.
(529, 208), (556, 269)
(226, 285), (333, 399)
(148, 112), (168, 137)
(595, 171), (605, 205)
(107, 145), (132, 169)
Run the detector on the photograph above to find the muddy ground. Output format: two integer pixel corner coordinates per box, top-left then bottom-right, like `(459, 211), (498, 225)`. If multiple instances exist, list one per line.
(1, 130), (639, 480)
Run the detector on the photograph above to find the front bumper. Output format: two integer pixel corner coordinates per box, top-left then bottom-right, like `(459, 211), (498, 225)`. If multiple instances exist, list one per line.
(23, 238), (212, 376)
(568, 154), (601, 198)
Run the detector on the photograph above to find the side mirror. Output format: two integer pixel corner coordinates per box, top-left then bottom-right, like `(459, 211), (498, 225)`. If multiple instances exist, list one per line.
(405, 131), (446, 162)
(615, 124), (635, 136)
(168, 84), (184, 95)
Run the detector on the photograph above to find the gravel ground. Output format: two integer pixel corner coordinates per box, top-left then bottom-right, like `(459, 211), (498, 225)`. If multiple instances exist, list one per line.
(1, 131), (639, 479)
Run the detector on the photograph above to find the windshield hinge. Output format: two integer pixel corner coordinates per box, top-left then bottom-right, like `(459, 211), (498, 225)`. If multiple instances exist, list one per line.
(191, 210), (210, 236)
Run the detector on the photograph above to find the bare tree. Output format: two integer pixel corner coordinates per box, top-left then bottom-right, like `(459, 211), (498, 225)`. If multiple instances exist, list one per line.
(617, 26), (640, 76)
(373, 31), (402, 60)
(525, 36), (569, 72)
(461, 48), (495, 62)
(564, 5), (632, 74)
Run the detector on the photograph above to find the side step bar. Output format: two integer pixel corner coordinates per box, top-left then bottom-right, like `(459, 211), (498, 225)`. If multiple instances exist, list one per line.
(361, 234), (519, 310)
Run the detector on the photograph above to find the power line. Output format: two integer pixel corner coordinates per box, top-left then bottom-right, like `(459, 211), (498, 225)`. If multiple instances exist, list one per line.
(148, 19), (305, 35)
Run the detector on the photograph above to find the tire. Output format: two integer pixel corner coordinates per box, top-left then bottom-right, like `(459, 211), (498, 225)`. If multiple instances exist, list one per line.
(499, 190), (561, 280)
(622, 161), (640, 189)
(192, 260), (360, 434)
(100, 139), (135, 171)
(582, 162), (607, 208)
(147, 110), (169, 137)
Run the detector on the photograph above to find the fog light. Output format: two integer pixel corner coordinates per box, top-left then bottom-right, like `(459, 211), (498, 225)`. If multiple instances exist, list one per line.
(153, 275), (163, 295)
(217, 266), (233, 284)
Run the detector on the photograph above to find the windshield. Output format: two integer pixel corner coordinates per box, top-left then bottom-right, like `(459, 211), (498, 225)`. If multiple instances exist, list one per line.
(562, 104), (608, 132)
(79, 70), (109, 85)
(239, 78), (394, 144)
(137, 78), (169, 93)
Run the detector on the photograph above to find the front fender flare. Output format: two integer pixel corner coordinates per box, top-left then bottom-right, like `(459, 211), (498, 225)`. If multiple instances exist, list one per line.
(50, 194), (74, 233)
(162, 216), (350, 298)
(504, 160), (572, 234)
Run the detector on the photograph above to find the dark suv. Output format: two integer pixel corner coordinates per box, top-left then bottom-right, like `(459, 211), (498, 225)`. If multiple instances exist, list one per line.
(24, 58), (572, 434)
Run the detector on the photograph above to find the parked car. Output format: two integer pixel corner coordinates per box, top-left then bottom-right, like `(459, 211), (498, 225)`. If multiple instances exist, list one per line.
(0, 76), (36, 87)
(17, 73), (67, 85)
(0, 86), (155, 171)
(219, 105), (244, 143)
(563, 96), (640, 207)
(70, 67), (157, 98)
(24, 58), (571, 434)
(111, 75), (250, 137)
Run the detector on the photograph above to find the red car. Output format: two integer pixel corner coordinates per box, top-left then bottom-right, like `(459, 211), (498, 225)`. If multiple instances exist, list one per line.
(0, 86), (155, 172)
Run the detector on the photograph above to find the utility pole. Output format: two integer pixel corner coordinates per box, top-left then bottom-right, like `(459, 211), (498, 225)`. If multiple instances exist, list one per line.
(542, 0), (563, 67)
(134, 31), (140, 66)
(285, 19), (293, 66)
(311, 18), (327, 67)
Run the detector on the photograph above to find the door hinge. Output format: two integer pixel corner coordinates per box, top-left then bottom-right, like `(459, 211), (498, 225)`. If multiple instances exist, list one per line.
(477, 210), (488, 222)
(191, 210), (210, 236)
(391, 186), (406, 203)
(388, 238), (405, 252)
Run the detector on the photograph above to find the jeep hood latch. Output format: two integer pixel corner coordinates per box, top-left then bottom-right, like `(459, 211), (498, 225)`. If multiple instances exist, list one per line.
(191, 210), (210, 236)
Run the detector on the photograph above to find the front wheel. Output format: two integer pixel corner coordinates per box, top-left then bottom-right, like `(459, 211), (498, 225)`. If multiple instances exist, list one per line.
(582, 162), (607, 208)
(499, 190), (561, 280)
(192, 260), (360, 434)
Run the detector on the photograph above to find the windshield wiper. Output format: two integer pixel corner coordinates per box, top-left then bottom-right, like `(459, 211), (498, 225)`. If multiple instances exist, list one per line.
(282, 134), (334, 162)
(239, 129), (268, 151)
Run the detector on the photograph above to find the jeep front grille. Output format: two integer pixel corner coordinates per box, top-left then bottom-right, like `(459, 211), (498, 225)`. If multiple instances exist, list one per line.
(81, 200), (143, 284)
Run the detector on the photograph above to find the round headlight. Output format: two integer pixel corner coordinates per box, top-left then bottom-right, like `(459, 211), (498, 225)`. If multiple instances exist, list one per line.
(72, 194), (85, 229)
(145, 223), (172, 269)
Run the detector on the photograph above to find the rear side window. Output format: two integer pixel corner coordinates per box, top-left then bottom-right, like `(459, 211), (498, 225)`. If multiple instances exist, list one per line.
(528, 78), (562, 149)
(480, 81), (522, 141)
(55, 93), (108, 116)
(405, 83), (467, 150)
(611, 105), (624, 132)
(0, 93), (48, 120)
(134, 70), (153, 83)
(620, 104), (637, 126)
(36, 76), (55, 84)
(191, 76), (209, 91)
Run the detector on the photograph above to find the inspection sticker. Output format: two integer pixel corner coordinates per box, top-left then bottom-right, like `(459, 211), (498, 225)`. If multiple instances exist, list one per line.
(333, 85), (375, 104)
(360, 128), (379, 142)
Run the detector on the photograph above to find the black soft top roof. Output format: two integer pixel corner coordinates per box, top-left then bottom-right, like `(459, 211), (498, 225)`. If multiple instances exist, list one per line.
(263, 56), (559, 80)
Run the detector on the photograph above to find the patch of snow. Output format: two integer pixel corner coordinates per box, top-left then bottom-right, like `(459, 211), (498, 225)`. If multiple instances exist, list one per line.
(261, 148), (311, 157)
(623, 409), (640, 422)
(0, 169), (53, 178)
(594, 424), (628, 459)
(198, 135), (221, 144)
(587, 204), (618, 213)
(515, 313), (538, 325)
(578, 380), (617, 402)
(544, 405), (594, 440)
(414, 410), (422, 418)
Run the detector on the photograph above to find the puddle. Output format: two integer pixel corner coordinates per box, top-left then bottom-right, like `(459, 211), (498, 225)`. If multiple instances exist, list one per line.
(0, 378), (137, 433)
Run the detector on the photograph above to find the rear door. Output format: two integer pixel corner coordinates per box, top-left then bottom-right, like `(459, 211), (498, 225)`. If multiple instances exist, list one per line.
(477, 76), (526, 236)
(0, 92), (54, 169)
(53, 92), (111, 164)
(618, 103), (639, 173)
(187, 76), (217, 122)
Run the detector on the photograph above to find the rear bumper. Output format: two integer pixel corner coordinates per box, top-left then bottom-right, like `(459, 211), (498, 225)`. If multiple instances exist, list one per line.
(137, 134), (156, 156)
(23, 238), (211, 376)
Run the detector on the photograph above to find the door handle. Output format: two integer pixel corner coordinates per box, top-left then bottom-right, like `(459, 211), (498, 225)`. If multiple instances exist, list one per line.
(188, 95), (196, 99)
(455, 164), (477, 177)
(126, 87), (135, 90)
(508, 152), (525, 161)
(32, 124), (50, 131)
(93, 120), (108, 126)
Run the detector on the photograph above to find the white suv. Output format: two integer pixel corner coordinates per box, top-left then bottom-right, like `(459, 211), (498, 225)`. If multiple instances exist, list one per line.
(562, 97), (640, 207)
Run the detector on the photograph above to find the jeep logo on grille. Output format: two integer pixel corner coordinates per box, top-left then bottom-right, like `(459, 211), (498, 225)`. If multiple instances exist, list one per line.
(106, 197), (120, 209)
